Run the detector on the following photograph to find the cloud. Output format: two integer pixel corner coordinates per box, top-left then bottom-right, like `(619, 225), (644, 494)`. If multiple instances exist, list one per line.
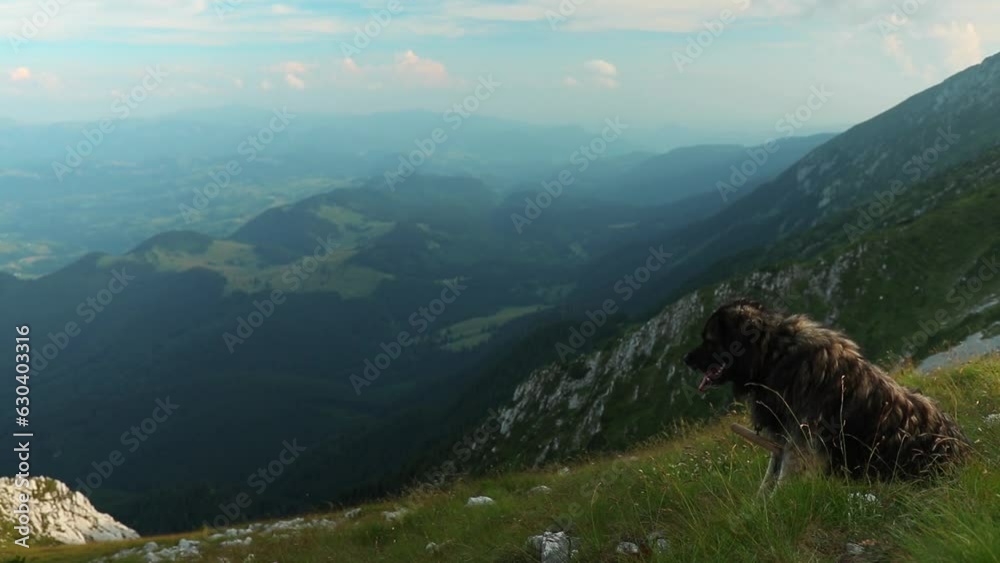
(9, 67), (31, 82)
(273, 61), (311, 74)
(270, 61), (313, 90)
(259, 79), (273, 91)
(271, 3), (297, 15)
(584, 59), (617, 77)
(393, 50), (452, 87)
(580, 59), (619, 88)
(445, 2), (547, 21)
(563, 76), (579, 87)
(931, 22), (983, 71)
(285, 73), (306, 90)
(882, 34), (917, 76)
(341, 58), (363, 75)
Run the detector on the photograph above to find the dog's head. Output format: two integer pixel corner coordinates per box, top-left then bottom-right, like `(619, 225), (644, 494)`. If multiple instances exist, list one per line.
(683, 299), (771, 394)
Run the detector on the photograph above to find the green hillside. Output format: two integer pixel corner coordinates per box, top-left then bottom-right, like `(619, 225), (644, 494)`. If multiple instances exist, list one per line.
(0, 173), (714, 535)
(473, 146), (1000, 472)
(11, 356), (997, 562)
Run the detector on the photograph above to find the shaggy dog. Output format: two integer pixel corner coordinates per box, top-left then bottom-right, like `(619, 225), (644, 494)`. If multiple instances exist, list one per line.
(683, 299), (970, 494)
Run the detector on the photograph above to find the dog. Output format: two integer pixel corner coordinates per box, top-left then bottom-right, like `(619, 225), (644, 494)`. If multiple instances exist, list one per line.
(683, 299), (970, 494)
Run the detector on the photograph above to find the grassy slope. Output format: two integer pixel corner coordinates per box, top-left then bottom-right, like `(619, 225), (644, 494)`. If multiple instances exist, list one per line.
(12, 356), (998, 563)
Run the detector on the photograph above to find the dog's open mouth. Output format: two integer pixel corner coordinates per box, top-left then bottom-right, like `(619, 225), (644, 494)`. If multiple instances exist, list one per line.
(697, 364), (724, 393)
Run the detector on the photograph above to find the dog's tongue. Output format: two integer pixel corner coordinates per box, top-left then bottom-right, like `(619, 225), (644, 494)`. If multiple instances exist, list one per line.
(697, 365), (722, 393)
(698, 375), (712, 393)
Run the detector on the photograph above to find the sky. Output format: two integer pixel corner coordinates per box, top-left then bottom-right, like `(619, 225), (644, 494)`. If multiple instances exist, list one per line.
(2, 0), (997, 137)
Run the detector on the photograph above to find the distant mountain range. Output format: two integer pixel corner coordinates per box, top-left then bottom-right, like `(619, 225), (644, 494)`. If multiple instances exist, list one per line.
(0, 108), (833, 278)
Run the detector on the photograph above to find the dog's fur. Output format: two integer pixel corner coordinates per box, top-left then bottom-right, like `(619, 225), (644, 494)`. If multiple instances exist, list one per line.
(683, 300), (970, 493)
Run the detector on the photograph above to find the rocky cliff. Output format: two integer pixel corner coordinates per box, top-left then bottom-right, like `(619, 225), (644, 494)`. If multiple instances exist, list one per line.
(0, 477), (138, 546)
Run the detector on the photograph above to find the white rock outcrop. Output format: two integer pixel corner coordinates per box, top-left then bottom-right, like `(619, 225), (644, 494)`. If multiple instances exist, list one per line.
(465, 496), (495, 507)
(527, 531), (576, 563)
(0, 476), (138, 545)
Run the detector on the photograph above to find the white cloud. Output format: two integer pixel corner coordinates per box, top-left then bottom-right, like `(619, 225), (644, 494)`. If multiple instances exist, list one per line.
(272, 3), (297, 15)
(285, 73), (306, 90)
(341, 58), (363, 75)
(331, 52), (454, 89)
(393, 50), (452, 87)
(584, 59), (617, 77)
(931, 22), (983, 71)
(882, 34), (917, 76)
(579, 59), (619, 88)
(9, 67), (31, 82)
(259, 79), (273, 91)
(563, 76), (579, 87)
(445, 2), (547, 21)
(273, 61), (311, 74)
(269, 61), (313, 90)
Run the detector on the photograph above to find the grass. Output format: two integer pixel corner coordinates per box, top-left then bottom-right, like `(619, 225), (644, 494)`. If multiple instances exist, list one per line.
(7, 356), (998, 562)
(438, 305), (551, 351)
(100, 236), (394, 299)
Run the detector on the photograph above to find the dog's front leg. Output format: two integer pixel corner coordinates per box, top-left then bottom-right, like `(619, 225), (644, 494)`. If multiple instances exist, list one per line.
(757, 450), (783, 497)
(776, 441), (813, 486)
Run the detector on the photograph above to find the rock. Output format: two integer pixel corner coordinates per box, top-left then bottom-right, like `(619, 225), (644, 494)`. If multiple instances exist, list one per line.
(0, 476), (139, 545)
(220, 537), (252, 548)
(616, 541), (640, 555)
(528, 531), (575, 563)
(466, 496), (495, 507)
(557, 467), (571, 476)
(646, 530), (669, 553)
(846, 542), (865, 556)
(143, 541), (160, 552)
(530, 485), (552, 494)
(344, 507), (362, 519)
(849, 492), (878, 504)
(985, 413), (1000, 425)
(382, 507), (410, 522)
(426, 542), (440, 553)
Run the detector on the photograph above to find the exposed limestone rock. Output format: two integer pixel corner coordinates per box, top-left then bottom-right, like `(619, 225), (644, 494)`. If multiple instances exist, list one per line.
(0, 476), (138, 546)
